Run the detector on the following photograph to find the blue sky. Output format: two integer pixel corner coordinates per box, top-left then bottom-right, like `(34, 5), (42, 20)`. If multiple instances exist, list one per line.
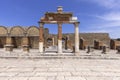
(0, 0), (120, 38)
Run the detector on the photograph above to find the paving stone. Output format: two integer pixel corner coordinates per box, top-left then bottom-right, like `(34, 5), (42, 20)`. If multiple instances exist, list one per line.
(9, 77), (28, 80)
(0, 72), (17, 77)
(35, 72), (57, 77)
(113, 77), (120, 80)
(0, 77), (10, 80)
(0, 58), (120, 79)
(17, 72), (35, 77)
(56, 76), (65, 80)
(101, 72), (120, 77)
(71, 71), (83, 76)
(48, 68), (62, 72)
(81, 71), (103, 77)
(47, 76), (56, 80)
(28, 77), (46, 80)
(0, 68), (8, 72)
(65, 77), (86, 80)
(86, 77), (114, 80)
(34, 67), (48, 72)
(57, 72), (71, 76)
(7, 67), (34, 72)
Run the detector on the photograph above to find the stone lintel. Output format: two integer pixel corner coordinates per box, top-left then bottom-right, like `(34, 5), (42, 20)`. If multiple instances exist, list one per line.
(23, 45), (29, 52)
(39, 21), (80, 24)
(4, 44), (13, 51)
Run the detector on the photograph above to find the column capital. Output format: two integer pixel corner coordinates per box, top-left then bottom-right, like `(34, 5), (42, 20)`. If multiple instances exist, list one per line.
(57, 22), (63, 26)
(74, 22), (80, 26)
(39, 22), (44, 27)
(38, 21), (45, 24)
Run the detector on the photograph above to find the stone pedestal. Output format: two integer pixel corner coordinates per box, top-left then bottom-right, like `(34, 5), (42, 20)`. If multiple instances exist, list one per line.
(22, 37), (29, 53)
(102, 46), (109, 54)
(4, 44), (13, 51)
(87, 46), (94, 53)
(22, 45), (29, 53)
(5, 37), (13, 52)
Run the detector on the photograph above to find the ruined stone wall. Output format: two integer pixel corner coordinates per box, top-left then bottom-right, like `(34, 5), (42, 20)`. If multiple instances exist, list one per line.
(0, 26), (111, 48)
(79, 33), (110, 46)
(61, 33), (110, 47)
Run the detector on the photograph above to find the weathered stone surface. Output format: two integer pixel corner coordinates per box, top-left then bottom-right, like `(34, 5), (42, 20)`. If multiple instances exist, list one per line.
(27, 26), (39, 36)
(0, 26), (7, 35)
(110, 39), (120, 50)
(0, 26), (110, 49)
(0, 58), (120, 80)
(10, 26), (24, 36)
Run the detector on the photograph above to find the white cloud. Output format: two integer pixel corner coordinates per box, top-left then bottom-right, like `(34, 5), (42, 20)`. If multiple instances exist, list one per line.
(77, 0), (120, 38)
(89, 0), (120, 9)
(96, 12), (120, 21)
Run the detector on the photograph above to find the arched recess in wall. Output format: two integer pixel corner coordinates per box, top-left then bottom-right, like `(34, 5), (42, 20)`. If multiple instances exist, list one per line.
(10, 26), (25, 48)
(10, 26), (24, 36)
(27, 26), (39, 49)
(0, 26), (8, 48)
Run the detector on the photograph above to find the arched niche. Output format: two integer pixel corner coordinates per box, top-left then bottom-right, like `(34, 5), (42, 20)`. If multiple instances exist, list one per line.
(0, 26), (8, 35)
(27, 26), (39, 36)
(10, 26), (24, 36)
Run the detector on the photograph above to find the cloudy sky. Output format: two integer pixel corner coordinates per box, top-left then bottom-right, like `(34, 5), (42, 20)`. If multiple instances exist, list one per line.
(0, 0), (120, 38)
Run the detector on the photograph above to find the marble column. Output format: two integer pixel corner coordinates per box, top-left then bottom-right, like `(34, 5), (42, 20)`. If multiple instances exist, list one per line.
(58, 23), (62, 53)
(39, 22), (44, 54)
(74, 22), (80, 55)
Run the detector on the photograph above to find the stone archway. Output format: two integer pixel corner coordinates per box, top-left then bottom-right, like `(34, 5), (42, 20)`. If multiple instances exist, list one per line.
(27, 26), (39, 49)
(38, 6), (80, 55)
(10, 26), (24, 48)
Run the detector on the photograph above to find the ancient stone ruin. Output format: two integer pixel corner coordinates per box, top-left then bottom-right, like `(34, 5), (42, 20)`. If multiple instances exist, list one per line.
(0, 6), (119, 56)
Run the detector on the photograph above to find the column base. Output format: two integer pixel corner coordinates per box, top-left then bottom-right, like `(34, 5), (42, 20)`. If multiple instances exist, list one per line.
(4, 44), (13, 52)
(22, 45), (29, 53)
(74, 51), (80, 56)
(39, 42), (43, 54)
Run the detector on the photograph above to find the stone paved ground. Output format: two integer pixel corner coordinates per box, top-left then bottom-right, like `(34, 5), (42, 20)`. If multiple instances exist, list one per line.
(0, 58), (120, 80)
